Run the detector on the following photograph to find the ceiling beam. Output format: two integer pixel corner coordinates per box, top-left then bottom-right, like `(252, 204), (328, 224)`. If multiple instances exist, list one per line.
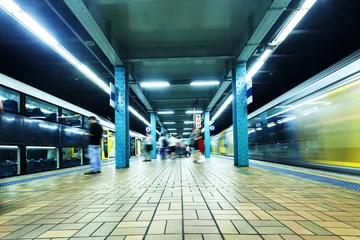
(126, 55), (234, 63)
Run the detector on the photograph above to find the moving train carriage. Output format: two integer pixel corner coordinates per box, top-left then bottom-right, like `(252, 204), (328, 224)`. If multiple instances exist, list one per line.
(0, 73), (145, 178)
(212, 50), (360, 175)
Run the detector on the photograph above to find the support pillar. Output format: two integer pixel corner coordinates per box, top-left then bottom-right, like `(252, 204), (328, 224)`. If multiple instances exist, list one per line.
(151, 113), (157, 159)
(161, 126), (165, 134)
(204, 111), (211, 158)
(115, 66), (129, 168)
(232, 63), (249, 167)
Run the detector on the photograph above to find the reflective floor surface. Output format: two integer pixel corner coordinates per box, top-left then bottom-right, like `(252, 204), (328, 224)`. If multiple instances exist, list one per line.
(0, 157), (360, 240)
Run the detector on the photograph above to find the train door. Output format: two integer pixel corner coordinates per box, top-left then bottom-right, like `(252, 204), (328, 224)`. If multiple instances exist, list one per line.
(101, 129), (109, 160)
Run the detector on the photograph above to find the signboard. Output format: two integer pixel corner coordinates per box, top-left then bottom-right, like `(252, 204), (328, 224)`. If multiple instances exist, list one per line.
(195, 114), (201, 128)
(210, 125), (215, 131)
(145, 127), (150, 133)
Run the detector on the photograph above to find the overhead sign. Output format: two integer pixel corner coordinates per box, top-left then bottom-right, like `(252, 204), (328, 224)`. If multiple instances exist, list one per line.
(145, 127), (150, 133)
(210, 125), (215, 131)
(195, 114), (201, 128)
(110, 82), (117, 108)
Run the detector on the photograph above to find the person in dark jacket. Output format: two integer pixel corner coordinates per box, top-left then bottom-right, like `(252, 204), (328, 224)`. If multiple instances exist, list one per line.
(84, 116), (103, 174)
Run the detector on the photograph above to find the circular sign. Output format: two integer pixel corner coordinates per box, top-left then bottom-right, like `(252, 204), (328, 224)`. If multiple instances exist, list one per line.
(145, 127), (150, 132)
(210, 125), (215, 131)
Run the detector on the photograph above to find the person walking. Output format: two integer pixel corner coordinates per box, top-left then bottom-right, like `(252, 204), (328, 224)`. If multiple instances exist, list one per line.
(84, 116), (103, 175)
(143, 132), (153, 162)
(193, 129), (202, 163)
(158, 133), (168, 160)
(169, 134), (177, 159)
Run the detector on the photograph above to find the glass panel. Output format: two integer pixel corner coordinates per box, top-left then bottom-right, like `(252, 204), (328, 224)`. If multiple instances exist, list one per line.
(61, 109), (82, 127)
(0, 146), (19, 177)
(0, 86), (20, 113)
(84, 117), (89, 129)
(25, 96), (58, 122)
(62, 147), (82, 168)
(26, 146), (58, 173)
(83, 147), (90, 165)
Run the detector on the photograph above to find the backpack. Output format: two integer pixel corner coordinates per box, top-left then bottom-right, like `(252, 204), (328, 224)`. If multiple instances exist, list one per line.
(162, 138), (168, 148)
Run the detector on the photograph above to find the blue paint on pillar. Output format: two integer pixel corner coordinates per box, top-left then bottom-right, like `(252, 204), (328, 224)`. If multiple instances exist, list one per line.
(151, 113), (157, 159)
(115, 66), (129, 168)
(232, 63), (249, 167)
(204, 111), (211, 158)
(161, 126), (164, 134)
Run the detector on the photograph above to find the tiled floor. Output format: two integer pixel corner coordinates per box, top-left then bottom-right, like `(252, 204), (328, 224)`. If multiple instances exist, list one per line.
(1, 157), (360, 240)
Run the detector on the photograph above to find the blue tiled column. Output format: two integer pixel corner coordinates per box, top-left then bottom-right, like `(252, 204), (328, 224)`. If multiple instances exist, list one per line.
(115, 66), (129, 168)
(151, 113), (157, 159)
(232, 63), (249, 167)
(204, 111), (211, 158)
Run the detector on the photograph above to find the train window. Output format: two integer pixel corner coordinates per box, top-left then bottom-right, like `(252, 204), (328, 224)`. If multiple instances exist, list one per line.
(61, 109), (82, 127)
(0, 86), (20, 113)
(25, 96), (59, 122)
(62, 147), (82, 168)
(83, 117), (90, 129)
(0, 146), (19, 178)
(26, 146), (58, 173)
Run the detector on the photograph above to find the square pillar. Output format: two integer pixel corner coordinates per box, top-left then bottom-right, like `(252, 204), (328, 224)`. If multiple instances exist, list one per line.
(161, 126), (165, 134)
(204, 111), (211, 158)
(232, 63), (249, 167)
(151, 113), (157, 159)
(115, 66), (130, 168)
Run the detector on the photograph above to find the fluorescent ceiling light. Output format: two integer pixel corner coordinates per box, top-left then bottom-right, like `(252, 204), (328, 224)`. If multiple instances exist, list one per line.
(158, 111), (174, 114)
(256, 127), (262, 131)
(272, 0), (317, 45)
(248, 129), (255, 134)
(167, 128), (177, 131)
(156, 130), (160, 134)
(190, 81), (220, 86)
(183, 132), (191, 135)
(183, 128), (193, 130)
(186, 110), (203, 114)
(184, 121), (194, 124)
(26, 146), (56, 149)
(129, 106), (151, 127)
(140, 82), (170, 88)
(211, 95), (233, 123)
(0, 0), (110, 93)
(246, 49), (272, 82)
(164, 122), (175, 124)
(267, 122), (276, 128)
(0, 145), (18, 149)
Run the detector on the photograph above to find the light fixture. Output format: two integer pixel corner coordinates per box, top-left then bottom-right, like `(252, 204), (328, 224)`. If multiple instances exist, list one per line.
(183, 128), (193, 130)
(157, 111), (174, 115)
(26, 146), (56, 149)
(164, 122), (175, 124)
(256, 127), (262, 131)
(184, 121), (194, 124)
(246, 48), (273, 82)
(248, 129), (255, 134)
(0, 0), (110, 93)
(0, 145), (18, 149)
(186, 110), (203, 114)
(183, 132), (191, 135)
(211, 95), (233, 123)
(267, 122), (276, 128)
(129, 106), (151, 127)
(278, 116), (297, 124)
(271, 0), (318, 45)
(167, 128), (177, 131)
(140, 82), (170, 88)
(190, 81), (220, 86)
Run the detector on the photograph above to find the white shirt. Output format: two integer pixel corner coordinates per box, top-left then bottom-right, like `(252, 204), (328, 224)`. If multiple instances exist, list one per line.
(158, 136), (166, 148)
(146, 135), (152, 145)
(169, 136), (177, 147)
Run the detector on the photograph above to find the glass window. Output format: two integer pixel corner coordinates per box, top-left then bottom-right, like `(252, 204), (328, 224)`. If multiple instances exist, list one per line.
(0, 86), (20, 113)
(25, 96), (58, 122)
(61, 109), (82, 127)
(62, 147), (82, 168)
(84, 116), (90, 129)
(26, 146), (58, 173)
(0, 146), (19, 177)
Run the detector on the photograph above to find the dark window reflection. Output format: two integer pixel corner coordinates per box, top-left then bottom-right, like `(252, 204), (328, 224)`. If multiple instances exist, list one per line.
(25, 96), (58, 122)
(62, 147), (82, 168)
(83, 147), (89, 165)
(0, 146), (18, 177)
(84, 117), (89, 129)
(61, 109), (82, 127)
(26, 147), (58, 173)
(0, 86), (20, 113)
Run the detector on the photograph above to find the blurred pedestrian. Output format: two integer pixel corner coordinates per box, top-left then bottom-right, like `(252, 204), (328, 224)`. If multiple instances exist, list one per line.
(193, 129), (202, 162)
(169, 134), (177, 159)
(158, 133), (168, 160)
(143, 132), (153, 162)
(84, 116), (103, 175)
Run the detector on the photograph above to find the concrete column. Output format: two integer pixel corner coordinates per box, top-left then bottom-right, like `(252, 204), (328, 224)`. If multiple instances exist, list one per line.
(115, 66), (129, 168)
(204, 111), (211, 158)
(232, 62), (249, 167)
(151, 113), (157, 159)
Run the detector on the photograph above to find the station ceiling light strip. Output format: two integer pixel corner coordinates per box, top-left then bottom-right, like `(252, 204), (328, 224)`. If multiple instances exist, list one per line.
(211, 0), (317, 124)
(0, 0), (154, 130)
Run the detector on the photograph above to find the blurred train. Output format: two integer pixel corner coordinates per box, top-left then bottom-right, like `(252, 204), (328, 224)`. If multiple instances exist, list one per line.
(0, 72), (145, 178)
(212, 50), (360, 175)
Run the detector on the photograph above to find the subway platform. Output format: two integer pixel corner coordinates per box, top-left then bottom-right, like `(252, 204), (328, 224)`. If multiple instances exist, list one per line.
(0, 157), (360, 240)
